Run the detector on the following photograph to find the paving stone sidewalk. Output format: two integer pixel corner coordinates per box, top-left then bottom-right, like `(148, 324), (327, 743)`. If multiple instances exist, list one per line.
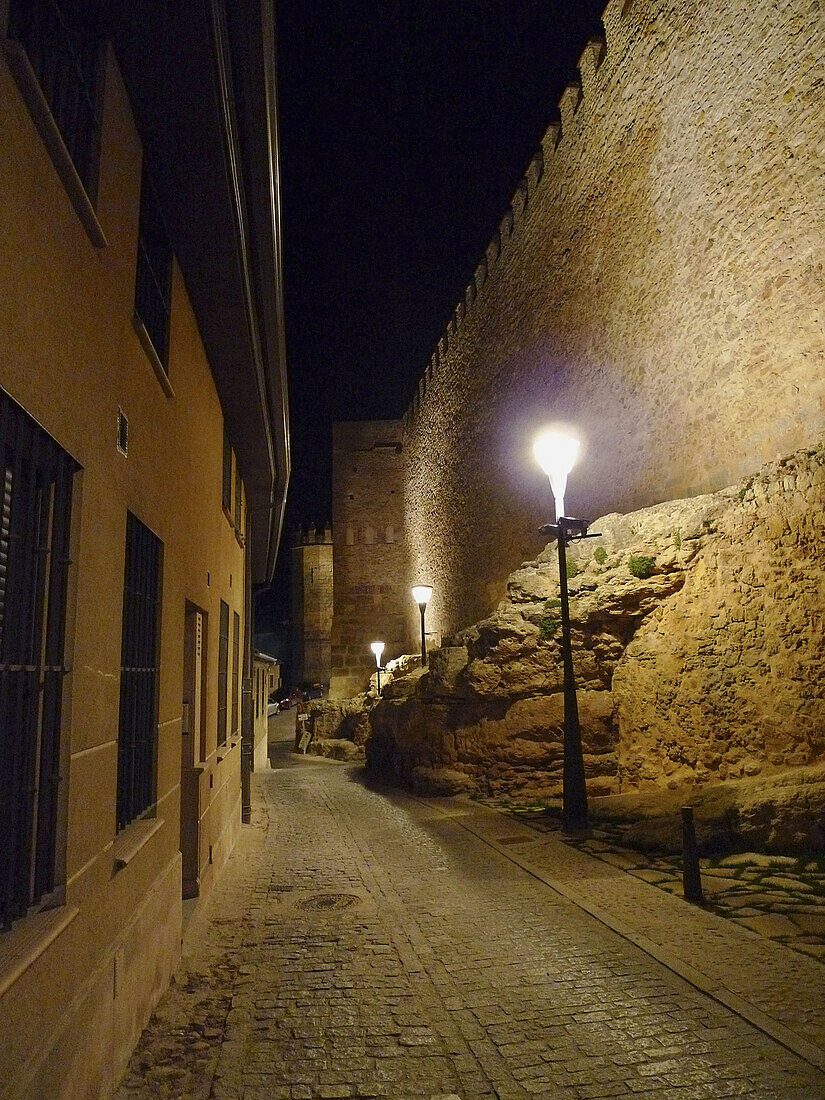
(418, 799), (825, 1068)
(117, 742), (825, 1099)
(509, 814), (825, 964)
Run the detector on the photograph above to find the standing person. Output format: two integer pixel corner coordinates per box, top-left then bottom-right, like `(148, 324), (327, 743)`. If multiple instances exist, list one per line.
(294, 691), (308, 752)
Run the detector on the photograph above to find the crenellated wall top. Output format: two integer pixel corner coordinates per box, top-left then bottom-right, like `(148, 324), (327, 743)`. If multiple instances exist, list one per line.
(403, 0), (642, 423)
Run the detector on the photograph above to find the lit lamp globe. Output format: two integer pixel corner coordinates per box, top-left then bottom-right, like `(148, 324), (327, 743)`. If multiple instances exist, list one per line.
(411, 585), (433, 667)
(532, 429), (580, 520)
(370, 640), (385, 694)
(411, 585), (433, 608)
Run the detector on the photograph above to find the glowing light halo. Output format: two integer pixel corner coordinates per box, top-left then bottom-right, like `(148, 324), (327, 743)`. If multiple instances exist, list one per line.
(532, 428), (580, 519)
(370, 641), (385, 666)
(411, 585), (433, 606)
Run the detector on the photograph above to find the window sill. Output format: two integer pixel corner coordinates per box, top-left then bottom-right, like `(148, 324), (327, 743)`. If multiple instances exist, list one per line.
(3, 39), (107, 250)
(216, 738), (240, 763)
(0, 904), (79, 998)
(113, 816), (164, 872)
(132, 315), (174, 399)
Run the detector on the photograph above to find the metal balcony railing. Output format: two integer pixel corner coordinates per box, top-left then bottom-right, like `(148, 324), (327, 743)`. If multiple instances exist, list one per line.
(134, 166), (173, 374)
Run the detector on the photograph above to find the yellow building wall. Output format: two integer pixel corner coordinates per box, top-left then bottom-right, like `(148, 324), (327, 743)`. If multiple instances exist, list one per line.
(252, 658), (280, 770)
(0, 40), (248, 1099)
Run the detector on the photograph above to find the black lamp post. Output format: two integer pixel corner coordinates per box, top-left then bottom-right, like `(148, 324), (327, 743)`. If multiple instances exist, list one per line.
(411, 585), (433, 666)
(370, 641), (385, 694)
(534, 429), (599, 834)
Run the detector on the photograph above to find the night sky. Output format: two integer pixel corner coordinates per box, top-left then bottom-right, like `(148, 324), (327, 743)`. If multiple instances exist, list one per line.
(263, 0), (607, 633)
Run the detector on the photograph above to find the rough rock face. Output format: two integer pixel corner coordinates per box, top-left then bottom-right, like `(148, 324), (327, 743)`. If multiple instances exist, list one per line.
(306, 654), (421, 759)
(593, 763), (825, 854)
(365, 446), (825, 804)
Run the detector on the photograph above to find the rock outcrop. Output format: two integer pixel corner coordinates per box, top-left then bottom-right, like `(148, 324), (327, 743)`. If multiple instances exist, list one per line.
(305, 654), (421, 759)
(364, 446), (825, 809)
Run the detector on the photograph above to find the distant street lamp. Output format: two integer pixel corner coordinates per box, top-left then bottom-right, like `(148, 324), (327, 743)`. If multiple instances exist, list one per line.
(370, 640), (385, 694)
(411, 585), (433, 667)
(533, 428), (599, 834)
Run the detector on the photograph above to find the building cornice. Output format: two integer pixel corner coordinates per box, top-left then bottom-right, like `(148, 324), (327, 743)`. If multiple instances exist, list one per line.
(209, 0), (290, 586)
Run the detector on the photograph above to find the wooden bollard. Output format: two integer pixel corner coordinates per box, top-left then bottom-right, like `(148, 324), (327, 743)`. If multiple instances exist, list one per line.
(682, 806), (704, 904)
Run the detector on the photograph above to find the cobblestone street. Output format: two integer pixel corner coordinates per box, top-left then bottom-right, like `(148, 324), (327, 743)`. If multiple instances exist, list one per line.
(118, 732), (825, 1100)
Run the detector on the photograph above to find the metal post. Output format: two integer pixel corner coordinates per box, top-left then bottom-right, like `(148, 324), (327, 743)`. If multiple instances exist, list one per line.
(377, 665), (382, 695)
(557, 520), (588, 833)
(682, 806), (704, 903)
(419, 603), (427, 667)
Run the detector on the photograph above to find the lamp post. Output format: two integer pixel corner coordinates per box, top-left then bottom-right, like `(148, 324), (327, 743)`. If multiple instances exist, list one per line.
(411, 585), (433, 667)
(533, 428), (599, 834)
(370, 641), (385, 694)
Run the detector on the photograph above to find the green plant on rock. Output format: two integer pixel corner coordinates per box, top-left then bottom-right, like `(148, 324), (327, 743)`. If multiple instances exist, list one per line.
(544, 597), (561, 611)
(593, 546), (607, 565)
(674, 528), (682, 550)
(566, 558), (580, 579)
(628, 554), (656, 579)
(539, 617), (560, 640)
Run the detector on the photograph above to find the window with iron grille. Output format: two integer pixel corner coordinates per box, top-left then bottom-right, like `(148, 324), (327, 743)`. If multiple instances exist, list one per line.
(116, 512), (162, 831)
(0, 387), (79, 931)
(232, 611), (240, 736)
(217, 600), (229, 747)
(234, 466), (243, 541)
(134, 163), (172, 373)
(7, 0), (103, 199)
(222, 429), (231, 515)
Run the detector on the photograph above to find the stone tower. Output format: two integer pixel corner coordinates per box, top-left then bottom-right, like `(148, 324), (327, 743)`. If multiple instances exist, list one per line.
(290, 525), (334, 687)
(329, 421), (409, 699)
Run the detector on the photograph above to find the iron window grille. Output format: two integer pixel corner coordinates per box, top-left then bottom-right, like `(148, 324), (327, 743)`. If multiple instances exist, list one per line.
(217, 600), (229, 747)
(7, 0), (103, 199)
(134, 163), (172, 374)
(116, 512), (162, 831)
(0, 387), (79, 931)
(234, 465), (243, 541)
(232, 610), (240, 736)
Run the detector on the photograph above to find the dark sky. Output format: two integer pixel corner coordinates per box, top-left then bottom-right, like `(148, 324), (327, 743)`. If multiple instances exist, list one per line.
(264, 0), (607, 629)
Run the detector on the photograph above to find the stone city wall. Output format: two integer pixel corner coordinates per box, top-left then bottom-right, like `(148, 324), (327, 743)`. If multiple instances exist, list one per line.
(403, 0), (825, 640)
(366, 445), (825, 846)
(329, 421), (409, 698)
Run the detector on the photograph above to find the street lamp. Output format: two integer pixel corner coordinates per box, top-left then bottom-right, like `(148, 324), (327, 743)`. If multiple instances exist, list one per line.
(370, 640), (385, 694)
(533, 428), (598, 833)
(411, 585), (433, 667)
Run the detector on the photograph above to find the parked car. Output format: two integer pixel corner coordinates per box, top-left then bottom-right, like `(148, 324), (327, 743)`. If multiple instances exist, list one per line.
(301, 682), (325, 700)
(274, 688), (302, 711)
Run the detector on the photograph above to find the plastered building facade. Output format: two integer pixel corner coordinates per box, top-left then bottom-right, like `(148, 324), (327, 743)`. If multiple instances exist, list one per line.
(290, 526), (334, 687)
(253, 652), (280, 770)
(0, 2), (289, 1095)
(331, 0), (825, 692)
